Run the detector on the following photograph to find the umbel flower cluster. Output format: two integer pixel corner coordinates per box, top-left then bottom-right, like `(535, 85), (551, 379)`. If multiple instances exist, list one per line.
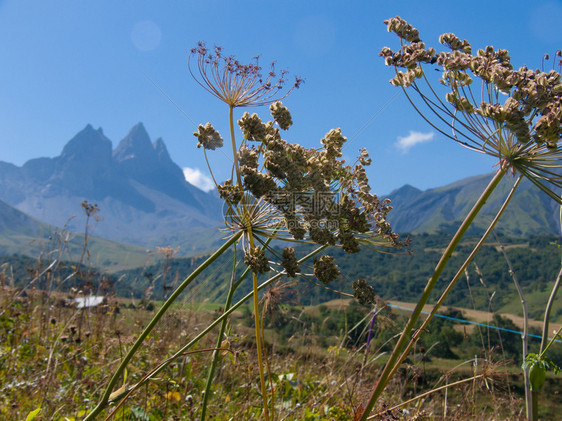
(189, 43), (405, 300)
(195, 102), (405, 289)
(189, 42), (303, 108)
(380, 16), (562, 202)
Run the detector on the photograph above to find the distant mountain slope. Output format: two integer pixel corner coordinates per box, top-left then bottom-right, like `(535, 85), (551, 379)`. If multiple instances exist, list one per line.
(0, 198), (43, 236)
(387, 172), (561, 236)
(0, 123), (223, 252)
(0, 199), (153, 271)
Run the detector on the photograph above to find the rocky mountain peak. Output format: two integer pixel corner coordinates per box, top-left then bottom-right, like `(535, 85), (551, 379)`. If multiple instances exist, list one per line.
(113, 122), (155, 163)
(153, 137), (173, 165)
(60, 124), (113, 162)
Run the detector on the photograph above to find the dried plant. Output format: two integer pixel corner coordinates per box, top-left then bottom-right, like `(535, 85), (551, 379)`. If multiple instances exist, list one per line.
(86, 44), (404, 421)
(358, 17), (562, 420)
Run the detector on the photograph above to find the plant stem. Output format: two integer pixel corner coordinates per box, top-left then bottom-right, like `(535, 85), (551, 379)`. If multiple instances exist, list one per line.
(201, 232), (277, 420)
(200, 259), (240, 421)
(386, 175), (522, 383)
(540, 203), (562, 354)
(117, 245), (328, 406)
(84, 232), (242, 421)
(532, 391), (538, 421)
(541, 267), (562, 354)
(494, 230), (531, 420)
(359, 169), (505, 420)
(368, 373), (485, 419)
(227, 104), (269, 420)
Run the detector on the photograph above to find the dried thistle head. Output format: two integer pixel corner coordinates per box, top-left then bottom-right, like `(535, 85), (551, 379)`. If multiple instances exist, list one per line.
(189, 42), (303, 108)
(380, 16), (562, 203)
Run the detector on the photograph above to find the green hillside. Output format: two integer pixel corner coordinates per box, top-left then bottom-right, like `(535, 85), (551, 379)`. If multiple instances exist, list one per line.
(109, 233), (562, 323)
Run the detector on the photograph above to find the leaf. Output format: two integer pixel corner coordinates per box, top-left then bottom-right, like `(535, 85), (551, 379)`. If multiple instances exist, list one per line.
(109, 368), (128, 402)
(529, 363), (546, 392)
(25, 406), (41, 421)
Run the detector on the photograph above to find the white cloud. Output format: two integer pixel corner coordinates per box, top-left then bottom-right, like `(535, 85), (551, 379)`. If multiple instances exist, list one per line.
(183, 167), (215, 192)
(395, 130), (434, 153)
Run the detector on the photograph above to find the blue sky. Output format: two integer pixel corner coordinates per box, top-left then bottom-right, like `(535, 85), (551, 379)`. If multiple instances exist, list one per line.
(1, 0), (561, 195)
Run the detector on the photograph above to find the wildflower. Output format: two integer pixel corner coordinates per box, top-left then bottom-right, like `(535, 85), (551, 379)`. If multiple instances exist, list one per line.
(193, 122), (223, 150)
(244, 246), (270, 274)
(379, 16), (562, 202)
(189, 42), (303, 108)
(313, 255), (340, 284)
(353, 279), (376, 306)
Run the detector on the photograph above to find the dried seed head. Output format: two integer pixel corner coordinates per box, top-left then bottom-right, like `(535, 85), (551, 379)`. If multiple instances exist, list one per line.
(313, 255), (340, 284)
(384, 16), (420, 43)
(238, 112), (268, 142)
(281, 247), (300, 278)
(189, 42), (303, 108)
(381, 16), (562, 203)
(270, 102), (293, 130)
(353, 278), (376, 306)
(238, 145), (259, 168)
(244, 246), (270, 274)
(359, 148), (372, 166)
(218, 179), (243, 206)
(193, 122), (223, 150)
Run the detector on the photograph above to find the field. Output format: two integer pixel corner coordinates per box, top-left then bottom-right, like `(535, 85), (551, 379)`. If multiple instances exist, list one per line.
(2, 282), (561, 420)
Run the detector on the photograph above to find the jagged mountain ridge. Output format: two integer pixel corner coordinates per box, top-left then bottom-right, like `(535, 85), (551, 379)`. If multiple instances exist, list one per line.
(387, 172), (561, 236)
(1, 121), (560, 255)
(0, 123), (223, 251)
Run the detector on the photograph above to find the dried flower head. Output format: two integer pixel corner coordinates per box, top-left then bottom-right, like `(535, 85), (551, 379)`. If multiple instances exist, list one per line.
(281, 247), (300, 278)
(189, 42), (303, 108)
(193, 122), (223, 150)
(313, 255), (340, 284)
(190, 45), (405, 295)
(244, 245), (270, 274)
(270, 102), (293, 130)
(217, 179), (243, 206)
(380, 16), (562, 203)
(220, 105), (406, 252)
(353, 278), (376, 306)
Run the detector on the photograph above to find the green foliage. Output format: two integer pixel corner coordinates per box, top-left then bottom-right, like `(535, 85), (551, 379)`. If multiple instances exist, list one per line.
(523, 353), (560, 392)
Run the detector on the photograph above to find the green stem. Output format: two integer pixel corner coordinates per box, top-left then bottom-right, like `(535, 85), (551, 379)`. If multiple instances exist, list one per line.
(228, 104), (269, 420)
(532, 391), (538, 421)
(84, 232), (242, 421)
(540, 325), (562, 358)
(540, 268), (562, 354)
(200, 259), (241, 421)
(495, 230), (532, 419)
(116, 245), (328, 408)
(382, 174), (521, 395)
(359, 169), (505, 420)
(201, 232), (277, 420)
(540, 202), (562, 354)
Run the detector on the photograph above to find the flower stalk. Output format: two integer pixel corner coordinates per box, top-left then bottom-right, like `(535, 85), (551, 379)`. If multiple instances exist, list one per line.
(359, 168), (505, 419)
(359, 16), (562, 419)
(84, 232), (242, 421)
